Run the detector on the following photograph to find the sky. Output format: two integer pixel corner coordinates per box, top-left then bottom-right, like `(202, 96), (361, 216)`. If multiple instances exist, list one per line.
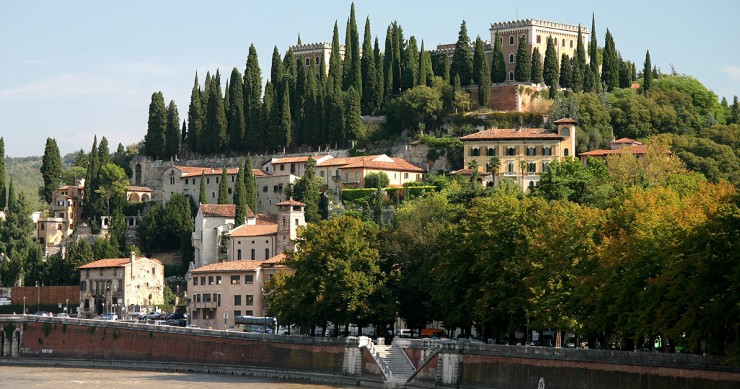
(1, 0), (739, 158)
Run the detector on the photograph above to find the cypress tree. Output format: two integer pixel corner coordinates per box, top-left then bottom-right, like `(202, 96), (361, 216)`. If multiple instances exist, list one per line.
(181, 121), (187, 143)
(343, 17), (354, 90)
(491, 31), (506, 83)
(217, 168), (229, 204)
(559, 54), (571, 90)
(392, 22), (404, 94)
(619, 57), (632, 88)
(206, 70), (227, 153)
(6, 178), (14, 213)
(198, 172), (207, 204)
(270, 46), (284, 97)
(573, 25), (587, 92)
(402, 36), (419, 91)
(383, 25), (394, 98)
(514, 36), (531, 82)
(344, 87), (361, 140)
(642, 50), (652, 96)
(39, 138), (63, 204)
(283, 49), (298, 120)
(83, 136), (99, 221)
(473, 36), (491, 106)
(244, 156), (257, 215)
(530, 47), (543, 84)
(294, 51), (306, 146)
(244, 44), (262, 152)
(98, 136), (111, 166)
(451, 20), (473, 86)
(418, 40), (428, 87)
(304, 59), (320, 145)
(589, 14), (599, 91)
(278, 85), (292, 148)
(144, 91), (167, 158)
(373, 37), (384, 108)
(165, 100), (181, 159)
(732, 96), (739, 124)
(583, 64), (595, 92)
(543, 37), (559, 94)
(328, 22), (343, 94)
(260, 82), (275, 151)
(187, 73), (203, 154)
(343, 3), (361, 94)
(234, 160), (247, 226)
(0, 137), (5, 209)
(361, 17), (378, 114)
(227, 67), (246, 153)
(601, 29), (619, 91)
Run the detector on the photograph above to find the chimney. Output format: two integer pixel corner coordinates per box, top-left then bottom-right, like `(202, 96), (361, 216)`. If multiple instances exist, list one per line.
(130, 251), (136, 265)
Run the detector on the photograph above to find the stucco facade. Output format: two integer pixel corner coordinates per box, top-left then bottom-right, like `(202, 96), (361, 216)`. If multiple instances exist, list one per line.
(227, 200), (305, 262)
(192, 204), (238, 269)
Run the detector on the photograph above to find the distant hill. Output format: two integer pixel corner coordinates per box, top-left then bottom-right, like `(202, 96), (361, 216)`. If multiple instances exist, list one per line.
(4, 156), (44, 210)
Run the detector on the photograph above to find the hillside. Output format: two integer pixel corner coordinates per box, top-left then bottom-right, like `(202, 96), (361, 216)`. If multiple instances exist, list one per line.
(4, 156), (44, 210)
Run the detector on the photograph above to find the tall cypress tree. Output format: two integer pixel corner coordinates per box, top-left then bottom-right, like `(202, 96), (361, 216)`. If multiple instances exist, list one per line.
(642, 50), (652, 96)
(451, 20), (473, 86)
(573, 25), (587, 92)
(165, 100), (181, 159)
(601, 29), (619, 91)
(39, 138), (63, 204)
(206, 70), (227, 153)
(543, 37), (559, 95)
(244, 44), (262, 152)
(491, 31), (506, 83)
(98, 136), (111, 166)
(344, 87), (361, 140)
(198, 172), (207, 204)
(374, 37), (384, 107)
(0, 137), (6, 209)
(227, 67), (246, 153)
(283, 49), (298, 121)
(514, 36), (531, 82)
(530, 47), (543, 84)
(217, 168), (229, 204)
(260, 81), (275, 151)
(559, 54), (571, 90)
(294, 51), (307, 146)
(278, 85), (292, 148)
(343, 3), (361, 94)
(144, 91), (167, 158)
(732, 96), (739, 124)
(234, 160), (247, 226)
(383, 25), (395, 98)
(619, 57), (632, 88)
(473, 36), (491, 106)
(304, 59), (320, 145)
(244, 156), (257, 215)
(392, 22), (404, 95)
(583, 64), (595, 92)
(328, 22), (343, 94)
(82, 136), (99, 221)
(360, 17), (378, 115)
(402, 36), (419, 91)
(187, 73), (203, 154)
(588, 14), (599, 91)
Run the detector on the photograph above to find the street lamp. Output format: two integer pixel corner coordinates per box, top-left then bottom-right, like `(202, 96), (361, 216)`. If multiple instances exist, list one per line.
(36, 281), (40, 314)
(23, 296), (26, 315)
(65, 298), (69, 315)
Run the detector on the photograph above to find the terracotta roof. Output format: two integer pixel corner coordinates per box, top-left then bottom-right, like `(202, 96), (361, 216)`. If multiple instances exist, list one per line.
(552, 118), (579, 125)
(341, 157), (426, 173)
(579, 145), (647, 157)
(229, 223), (278, 237)
(612, 138), (641, 144)
(201, 204), (235, 217)
(263, 253), (286, 264)
(79, 258), (131, 269)
(191, 259), (265, 273)
(271, 155), (330, 164)
(276, 199), (306, 207)
(127, 185), (153, 192)
(174, 166), (267, 178)
(451, 169), (491, 176)
(460, 128), (562, 140)
(315, 155), (384, 168)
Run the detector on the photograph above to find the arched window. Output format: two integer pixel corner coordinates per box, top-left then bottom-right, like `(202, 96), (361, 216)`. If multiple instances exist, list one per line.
(542, 162), (549, 172)
(527, 147), (536, 156)
(487, 147), (496, 156)
(561, 128), (570, 137)
(564, 148), (569, 157)
(528, 162), (536, 173)
(507, 162), (514, 173)
(305, 58), (310, 66)
(570, 40), (574, 48)
(509, 53), (515, 63)
(543, 147), (552, 156)
(471, 148), (480, 156)
(528, 181), (535, 190)
(536, 35), (541, 44)
(315, 56), (320, 64)
(265, 248), (270, 259)
(237, 249), (242, 260)
(509, 35), (515, 45)
(250, 249), (255, 260)
(562, 39), (565, 47)
(507, 147), (516, 156)
(509, 71), (514, 81)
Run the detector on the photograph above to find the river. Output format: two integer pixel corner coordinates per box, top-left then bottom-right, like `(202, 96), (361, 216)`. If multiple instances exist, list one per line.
(0, 365), (357, 389)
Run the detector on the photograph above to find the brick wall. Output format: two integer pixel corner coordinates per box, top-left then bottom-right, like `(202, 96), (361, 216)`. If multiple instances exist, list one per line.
(10, 286), (78, 306)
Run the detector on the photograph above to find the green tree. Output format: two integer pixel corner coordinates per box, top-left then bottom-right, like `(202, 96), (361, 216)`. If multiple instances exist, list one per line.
(588, 13), (599, 92)
(451, 20), (473, 86)
(205, 70), (227, 154)
(97, 136), (111, 166)
(530, 47), (543, 84)
(344, 3), (361, 94)
(601, 29), (619, 91)
(473, 36), (491, 106)
(402, 36), (419, 91)
(292, 158), (322, 223)
(383, 25), (395, 98)
(361, 17), (379, 114)
(514, 36), (531, 82)
(364, 172), (389, 188)
(83, 136), (99, 221)
(227, 67), (246, 152)
(543, 37), (559, 96)
(144, 91), (167, 158)
(394, 85), (443, 134)
(165, 100), (181, 158)
(532, 157), (612, 206)
(641, 50), (652, 95)
(244, 45), (262, 151)
(198, 172), (207, 204)
(217, 168), (229, 204)
(572, 25), (586, 92)
(39, 138), (63, 204)
(187, 73), (203, 153)
(559, 54), (571, 91)
(491, 31), (506, 83)
(244, 156), (258, 214)
(95, 163), (129, 216)
(234, 160), (247, 226)
(0, 137), (5, 209)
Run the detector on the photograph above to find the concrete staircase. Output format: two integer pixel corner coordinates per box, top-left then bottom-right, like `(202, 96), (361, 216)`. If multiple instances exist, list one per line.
(373, 344), (416, 385)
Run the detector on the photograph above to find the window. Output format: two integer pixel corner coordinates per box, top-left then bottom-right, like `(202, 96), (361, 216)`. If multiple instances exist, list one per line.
(84, 299), (90, 309)
(404, 173), (408, 179)
(528, 162), (536, 173)
(216, 276), (222, 285)
(262, 186), (268, 192)
(40, 224), (45, 230)
(315, 56), (320, 64)
(234, 295), (242, 306)
(207, 178), (210, 184)
(200, 276), (205, 285)
(487, 147), (496, 156)
(280, 165), (285, 171)
(216, 176), (219, 183)
(320, 171), (325, 177)
(231, 175), (235, 182)
(237, 249), (242, 260)
(230, 275), (240, 284)
(192, 311), (199, 320)
(246, 295), (254, 306)
(208, 276), (214, 285)
(114, 268), (117, 276)
(564, 148), (569, 157)
(86, 270), (90, 278)
(543, 147), (552, 156)
(471, 147), (480, 156)
(212, 192), (216, 198)
(151, 267), (155, 275)
(527, 147), (536, 156)
(509, 35), (514, 45)
(245, 275), (254, 284)
(536, 35), (541, 44)
(245, 310), (254, 316)
(554, 39), (558, 47)
(570, 39), (573, 48)
(509, 71), (514, 81)
(562, 39), (565, 47)
(203, 293), (211, 302)
(507, 162), (514, 173)
(509, 54), (514, 63)
(561, 128), (570, 137)
(217, 293), (221, 307)
(250, 249), (255, 260)
(194, 277), (199, 285)
(305, 57), (310, 66)
(265, 248), (270, 259)
(542, 162), (550, 171)
(507, 147), (516, 156)
(80, 281), (86, 291)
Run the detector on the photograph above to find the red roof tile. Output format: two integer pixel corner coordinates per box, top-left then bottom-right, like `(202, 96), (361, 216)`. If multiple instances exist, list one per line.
(271, 155), (330, 164)
(127, 185), (153, 192)
(579, 145), (647, 157)
(276, 199), (306, 207)
(341, 158), (426, 173)
(552, 118), (579, 125)
(201, 204), (235, 217)
(612, 138), (641, 144)
(230, 223), (278, 237)
(175, 166), (267, 178)
(79, 258), (131, 269)
(460, 128), (562, 140)
(191, 259), (265, 273)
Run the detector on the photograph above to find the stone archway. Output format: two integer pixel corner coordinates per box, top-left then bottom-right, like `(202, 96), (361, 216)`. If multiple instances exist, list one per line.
(0, 331), (5, 357)
(129, 192), (140, 202)
(141, 193), (150, 202)
(11, 329), (21, 358)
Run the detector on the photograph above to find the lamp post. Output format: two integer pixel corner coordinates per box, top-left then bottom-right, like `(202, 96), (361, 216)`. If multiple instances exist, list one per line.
(23, 296), (26, 315)
(36, 281), (40, 314)
(65, 298), (69, 315)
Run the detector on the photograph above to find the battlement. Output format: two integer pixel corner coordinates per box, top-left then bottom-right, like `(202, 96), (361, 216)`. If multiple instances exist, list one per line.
(490, 18), (588, 34)
(289, 42), (344, 53)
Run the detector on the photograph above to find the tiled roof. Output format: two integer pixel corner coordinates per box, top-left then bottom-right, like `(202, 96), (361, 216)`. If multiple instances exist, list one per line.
(201, 204), (235, 217)
(552, 118), (579, 125)
(229, 223), (278, 237)
(341, 157), (426, 173)
(451, 168), (491, 176)
(612, 138), (641, 144)
(79, 258), (131, 269)
(272, 155), (330, 164)
(174, 166), (267, 178)
(276, 199), (306, 207)
(460, 128), (563, 140)
(579, 145), (647, 157)
(191, 259), (265, 273)
(263, 253), (286, 264)
(127, 185), (153, 192)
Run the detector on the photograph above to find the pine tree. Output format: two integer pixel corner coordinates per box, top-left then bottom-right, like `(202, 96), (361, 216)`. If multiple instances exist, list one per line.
(187, 73), (203, 154)
(361, 17), (378, 114)
(543, 37), (559, 95)
(82, 137), (99, 221)
(144, 91), (167, 158)
(227, 67), (245, 153)
(473, 36), (491, 106)
(244, 44), (262, 152)
(198, 172), (207, 204)
(573, 25), (586, 92)
(601, 29), (619, 91)
(514, 36), (531, 82)
(244, 156), (257, 215)
(0, 137), (5, 209)
(402, 36), (419, 91)
(491, 31), (506, 83)
(451, 20), (473, 86)
(589, 14), (599, 91)
(217, 168), (229, 204)
(328, 22), (343, 94)
(278, 85), (292, 148)
(234, 160), (247, 226)
(559, 54), (571, 90)
(165, 100), (181, 158)
(39, 138), (62, 204)
(530, 47), (543, 84)
(642, 50), (652, 96)
(205, 70), (228, 154)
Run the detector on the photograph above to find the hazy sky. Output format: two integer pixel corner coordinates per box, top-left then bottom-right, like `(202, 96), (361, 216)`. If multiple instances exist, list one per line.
(1, 0), (738, 158)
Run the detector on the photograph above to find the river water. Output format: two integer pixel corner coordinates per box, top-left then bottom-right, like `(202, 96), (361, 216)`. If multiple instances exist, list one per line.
(0, 366), (356, 389)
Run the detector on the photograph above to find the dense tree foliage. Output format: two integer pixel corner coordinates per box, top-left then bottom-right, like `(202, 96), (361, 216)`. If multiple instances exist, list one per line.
(39, 138), (63, 204)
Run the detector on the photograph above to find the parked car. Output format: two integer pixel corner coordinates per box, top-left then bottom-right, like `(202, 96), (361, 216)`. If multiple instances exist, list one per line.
(33, 311), (53, 317)
(96, 313), (118, 321)
(55, 313), (70, 318)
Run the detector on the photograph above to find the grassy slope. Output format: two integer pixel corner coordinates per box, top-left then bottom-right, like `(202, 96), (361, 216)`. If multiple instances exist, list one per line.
(4, 156), (45, 211)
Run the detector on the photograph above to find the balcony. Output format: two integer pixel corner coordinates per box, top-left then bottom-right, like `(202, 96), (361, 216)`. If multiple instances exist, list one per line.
(194, 301), (218, 309)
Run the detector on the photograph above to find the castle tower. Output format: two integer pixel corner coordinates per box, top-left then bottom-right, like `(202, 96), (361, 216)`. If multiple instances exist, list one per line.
(275, 199), (306, 255)
(553, 118), (578, 158)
